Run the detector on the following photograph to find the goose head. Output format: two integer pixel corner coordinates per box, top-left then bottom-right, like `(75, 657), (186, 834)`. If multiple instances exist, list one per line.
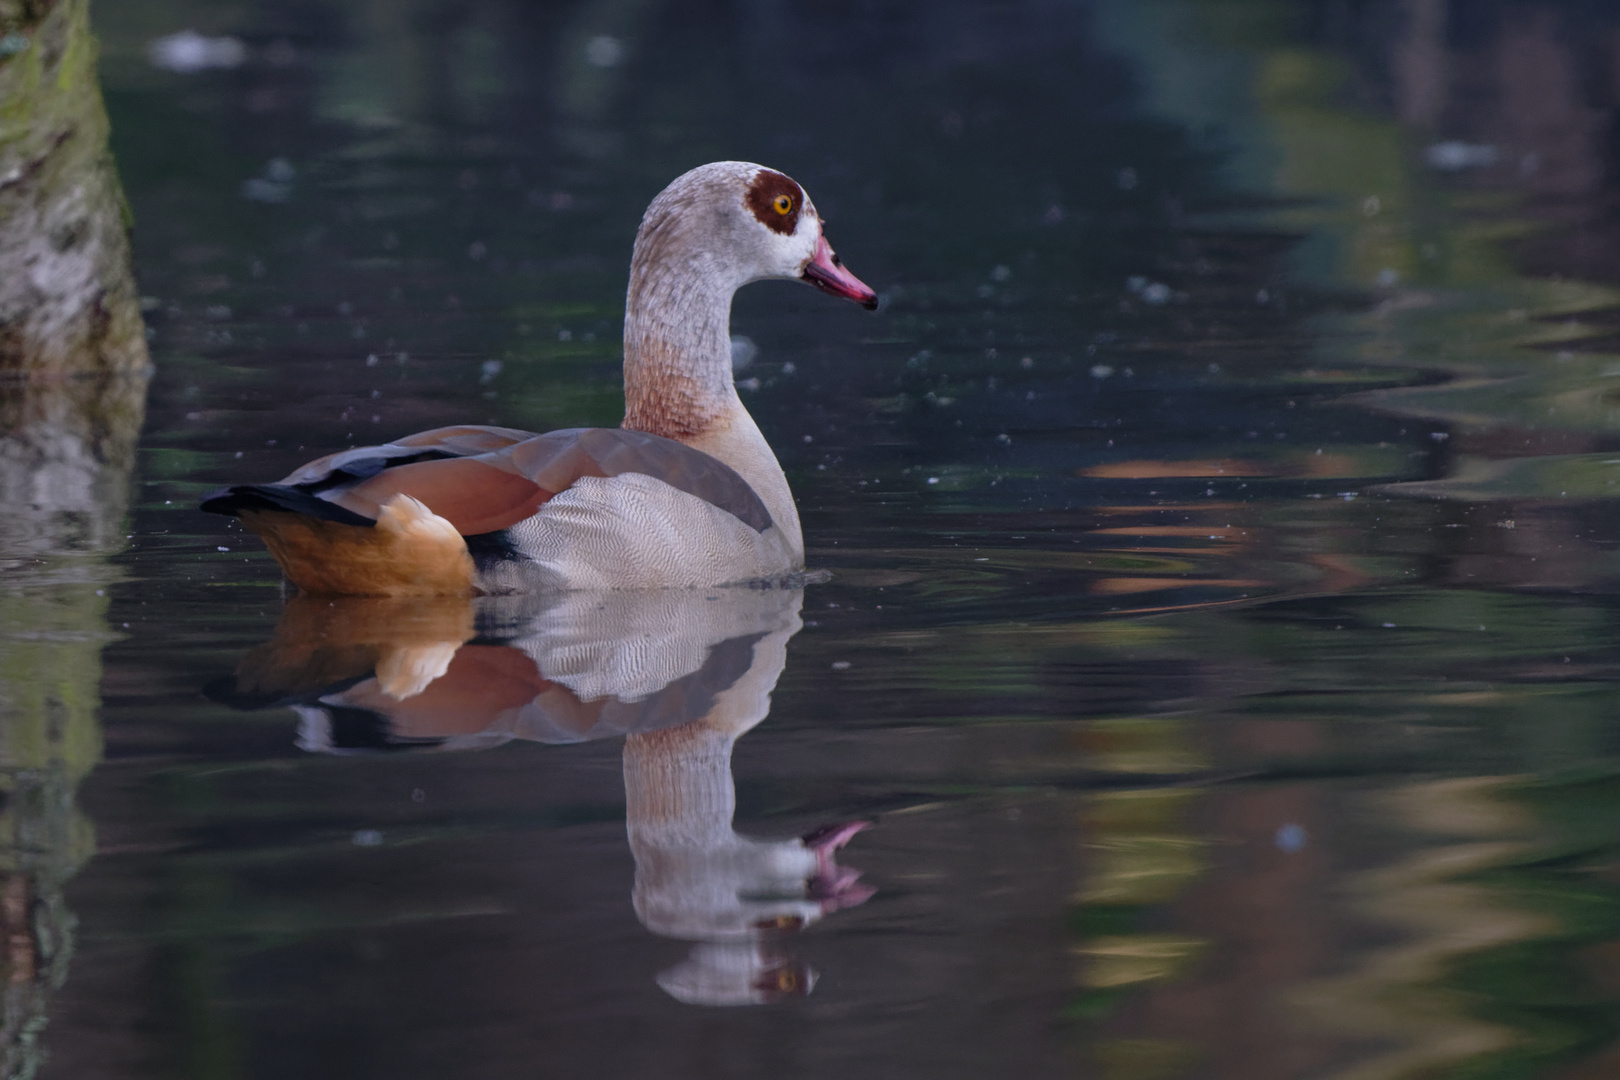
(629, 161), (877, 310)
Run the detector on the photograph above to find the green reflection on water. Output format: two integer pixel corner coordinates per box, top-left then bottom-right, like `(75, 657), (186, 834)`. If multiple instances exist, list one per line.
(34, 0), (1620, 1076)
(1087, 2), (1620, 1076)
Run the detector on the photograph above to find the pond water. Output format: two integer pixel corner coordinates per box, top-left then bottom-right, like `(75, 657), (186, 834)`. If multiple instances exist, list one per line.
(8, 1), (1620, 1078)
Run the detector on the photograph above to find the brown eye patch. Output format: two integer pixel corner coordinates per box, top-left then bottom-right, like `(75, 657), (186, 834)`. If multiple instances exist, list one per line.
(744, 170), (804, 235)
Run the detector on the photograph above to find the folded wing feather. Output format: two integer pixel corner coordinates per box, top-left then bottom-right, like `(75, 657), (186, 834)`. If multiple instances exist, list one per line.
(202, 425), (773, 537)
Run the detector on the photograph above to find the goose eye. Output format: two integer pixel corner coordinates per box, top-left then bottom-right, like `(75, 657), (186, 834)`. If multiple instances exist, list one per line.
(773, 194), (793, 215)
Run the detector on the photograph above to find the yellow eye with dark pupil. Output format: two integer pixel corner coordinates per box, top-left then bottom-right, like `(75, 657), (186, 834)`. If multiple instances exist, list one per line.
(773, 195), (793, 215)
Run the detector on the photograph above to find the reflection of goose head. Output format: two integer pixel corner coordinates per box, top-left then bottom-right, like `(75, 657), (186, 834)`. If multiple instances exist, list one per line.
(616, 602), (874, 1007)
(626, 710), (873, 944)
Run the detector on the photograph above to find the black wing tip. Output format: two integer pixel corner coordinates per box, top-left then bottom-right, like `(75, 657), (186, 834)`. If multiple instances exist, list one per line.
(199, 485), (375, 527)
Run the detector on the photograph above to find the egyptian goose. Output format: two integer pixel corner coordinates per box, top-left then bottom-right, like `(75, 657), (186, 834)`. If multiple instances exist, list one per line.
(201, 162), (877, 595)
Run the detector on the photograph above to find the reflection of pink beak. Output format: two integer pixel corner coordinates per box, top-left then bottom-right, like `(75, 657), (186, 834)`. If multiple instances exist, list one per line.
(802, 235), (878, 310)
(802, 820), (875, 913)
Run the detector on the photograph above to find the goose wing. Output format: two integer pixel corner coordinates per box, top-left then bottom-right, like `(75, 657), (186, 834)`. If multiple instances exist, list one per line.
(201, 425), (773, 536)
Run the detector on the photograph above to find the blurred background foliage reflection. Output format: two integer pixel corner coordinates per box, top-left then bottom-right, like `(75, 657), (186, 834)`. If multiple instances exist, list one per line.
(8, 0), (1620, 1077)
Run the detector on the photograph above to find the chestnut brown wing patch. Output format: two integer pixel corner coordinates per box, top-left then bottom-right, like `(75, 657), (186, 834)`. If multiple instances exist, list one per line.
(202, 425), (771, 536)
(331, 457), (552, 536)
(204, 425), (546, 526)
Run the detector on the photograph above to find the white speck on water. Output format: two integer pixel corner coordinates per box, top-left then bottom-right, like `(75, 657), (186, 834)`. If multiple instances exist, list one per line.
(148, 29), (246, 73)
(1116, 167), (1138, 190)
(927, 477), (939, 484)
(366, 353), (379, 367)
(1430, 432), (1449, 442)
(1141, 282), (1171, 304)
(781, 361), (795, 375)
(352, 830), (384, 847)
(1275, 823), (1307, 853)
(730, 335), (757, 371)
(1376, 267), (1399, 287)
(216, 546), (229, 552)
(1363, 195), (1381, 216)
(1383, 622), (1396, 628)
(991, 264), (1011, 282)
(411, 788), (426, 803)
(480, 359), (502, 383)
(584, 35), (623, 67)
(244, 161), (294, 203)
(1090, 364), (1113, 378)
(831, 661), (852, 670)
(1425, 141), (1498, 170)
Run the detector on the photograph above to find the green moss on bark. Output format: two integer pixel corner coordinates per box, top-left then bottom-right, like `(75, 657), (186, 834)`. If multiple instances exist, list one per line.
(0, 0), (148, 378)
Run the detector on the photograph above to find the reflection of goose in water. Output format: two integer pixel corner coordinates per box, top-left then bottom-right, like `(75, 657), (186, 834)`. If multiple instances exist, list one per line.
(213, 585), (872, 1005)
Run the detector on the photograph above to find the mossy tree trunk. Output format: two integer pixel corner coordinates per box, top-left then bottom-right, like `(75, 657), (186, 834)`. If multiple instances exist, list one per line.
(0, 1), (146, 1074)
(0, 0), (147, 379)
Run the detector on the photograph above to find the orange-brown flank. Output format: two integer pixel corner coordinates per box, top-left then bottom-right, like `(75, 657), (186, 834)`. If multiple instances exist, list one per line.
(240, 500), (476, 597)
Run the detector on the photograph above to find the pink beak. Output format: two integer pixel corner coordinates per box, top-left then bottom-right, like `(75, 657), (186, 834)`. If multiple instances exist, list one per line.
(802, 235), (878, 310)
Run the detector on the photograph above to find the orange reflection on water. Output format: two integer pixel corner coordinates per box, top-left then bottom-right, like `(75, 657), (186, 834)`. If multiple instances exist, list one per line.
(1083, 453), (1368, 480)
(1083, 459), (1275, 479)
(1092, 577), (1268, 595)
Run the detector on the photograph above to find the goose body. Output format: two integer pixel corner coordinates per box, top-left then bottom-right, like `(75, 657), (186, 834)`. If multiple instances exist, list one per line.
(202, 162), (876, 595)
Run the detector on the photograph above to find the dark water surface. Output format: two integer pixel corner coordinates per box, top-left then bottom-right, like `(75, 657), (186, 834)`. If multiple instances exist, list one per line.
(10, 1), (1620, 1077)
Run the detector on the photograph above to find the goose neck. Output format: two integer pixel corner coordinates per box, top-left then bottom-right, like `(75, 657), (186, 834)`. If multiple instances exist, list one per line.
(622, 264), (736, 440)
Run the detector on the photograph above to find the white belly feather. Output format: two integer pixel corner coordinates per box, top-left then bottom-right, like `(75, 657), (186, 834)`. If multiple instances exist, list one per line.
(494, 472), (799, 591)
